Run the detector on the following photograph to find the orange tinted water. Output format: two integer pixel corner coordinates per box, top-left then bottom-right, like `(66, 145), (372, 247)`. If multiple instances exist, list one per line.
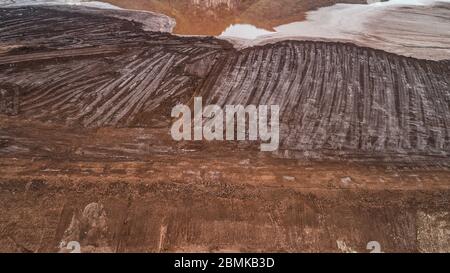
(102, 0), (366, 36)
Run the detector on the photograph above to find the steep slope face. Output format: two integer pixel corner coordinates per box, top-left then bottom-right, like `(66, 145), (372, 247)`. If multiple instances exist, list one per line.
(200, 42), (450, 159)
(0, 6), (449, 160)
(0, 6), (229, 127)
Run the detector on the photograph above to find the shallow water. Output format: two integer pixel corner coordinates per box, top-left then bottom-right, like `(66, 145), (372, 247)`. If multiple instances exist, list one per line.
(220, 24), (274, 39)
(97, 0), (446, 40)
(101, 0), (368, 36)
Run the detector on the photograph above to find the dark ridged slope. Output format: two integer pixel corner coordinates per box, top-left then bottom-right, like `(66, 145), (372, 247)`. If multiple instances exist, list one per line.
(0, 6), (449, 159)
(201, 42), (450, 158)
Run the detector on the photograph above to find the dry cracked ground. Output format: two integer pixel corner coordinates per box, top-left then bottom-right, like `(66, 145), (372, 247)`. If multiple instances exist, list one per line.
(0, 5), (449, 253)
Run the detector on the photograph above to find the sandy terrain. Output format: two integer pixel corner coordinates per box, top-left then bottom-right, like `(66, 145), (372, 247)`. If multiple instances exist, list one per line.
(231, 1), (450, 60)
(0, 116), (449, 253)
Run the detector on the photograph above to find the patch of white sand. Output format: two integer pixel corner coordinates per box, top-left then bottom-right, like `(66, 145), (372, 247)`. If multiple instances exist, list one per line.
(232, 0), (450, 60)
(220, 24), (275, 39)
(273, 0), (448, 39)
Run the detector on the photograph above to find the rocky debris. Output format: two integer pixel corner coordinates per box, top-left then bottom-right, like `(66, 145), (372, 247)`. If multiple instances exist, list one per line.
(282, 176), (295, 182)
(340, 177), (353, 186)
(59, 202), (112, 253)
(336, 240), (357, 253)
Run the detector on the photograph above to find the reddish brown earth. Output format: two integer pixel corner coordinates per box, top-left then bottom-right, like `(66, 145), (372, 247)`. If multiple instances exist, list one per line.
(0, 6), (449, 253)
(1, 117), (449, 253)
